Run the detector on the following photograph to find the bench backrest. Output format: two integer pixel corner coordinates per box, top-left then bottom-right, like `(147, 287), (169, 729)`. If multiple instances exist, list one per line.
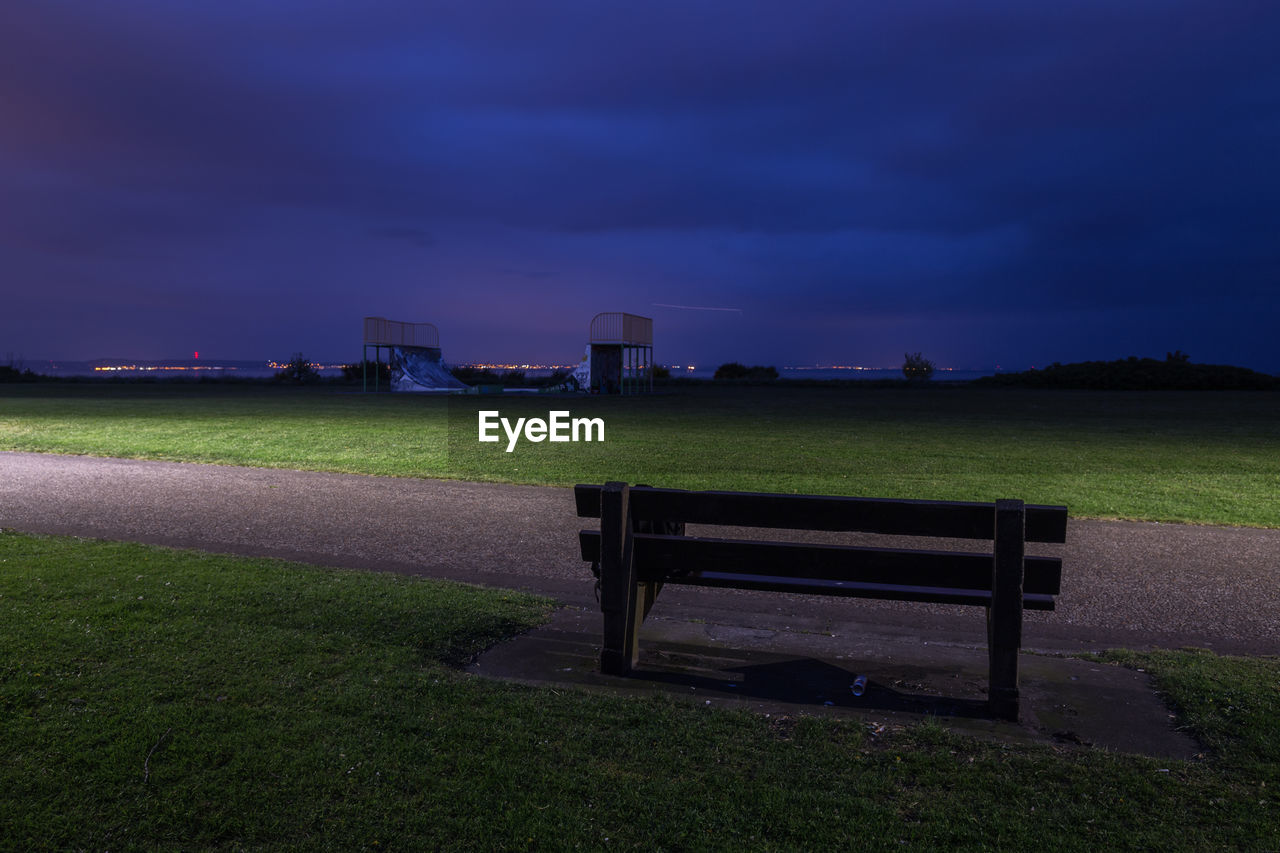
(575, 484), (1067, 609)
(577, 485), (1067, 543)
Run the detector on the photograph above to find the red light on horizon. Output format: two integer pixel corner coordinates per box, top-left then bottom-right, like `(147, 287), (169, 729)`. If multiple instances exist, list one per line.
(194, 351), (199, 359)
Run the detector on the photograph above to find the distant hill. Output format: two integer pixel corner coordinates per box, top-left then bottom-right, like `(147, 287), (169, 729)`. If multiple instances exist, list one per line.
(973, 355), (1279, 390)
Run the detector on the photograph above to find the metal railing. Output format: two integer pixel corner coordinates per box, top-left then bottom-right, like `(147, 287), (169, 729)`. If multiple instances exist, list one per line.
(362, 317), (440, 348)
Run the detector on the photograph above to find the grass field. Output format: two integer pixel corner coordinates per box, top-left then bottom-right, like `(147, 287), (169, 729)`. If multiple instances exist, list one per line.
(3, 531), (1277, 850)
(2, 382), (1279, 526)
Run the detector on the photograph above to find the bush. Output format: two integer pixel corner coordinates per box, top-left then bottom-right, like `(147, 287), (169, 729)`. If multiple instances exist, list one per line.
(0, 365), (39, 383)
(714, 363), (778, 381)
(273, 353), (321, 384)
(973, 356), (1280, 390)
(0, 355), (40, 382)
(902, 352), (935, 381)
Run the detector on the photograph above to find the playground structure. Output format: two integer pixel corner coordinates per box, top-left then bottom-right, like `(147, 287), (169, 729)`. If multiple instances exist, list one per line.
(582, 312), (653, 395)
(361, 312), (653, 394)
(361, 317), (467, 392)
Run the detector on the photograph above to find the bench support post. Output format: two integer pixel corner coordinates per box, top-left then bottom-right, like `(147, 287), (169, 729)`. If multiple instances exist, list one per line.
(599, 482), (643, 675)
(989, 499), (1025, 721)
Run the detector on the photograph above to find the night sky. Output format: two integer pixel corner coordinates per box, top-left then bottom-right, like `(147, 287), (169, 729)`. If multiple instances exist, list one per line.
(4, 2), (1278, 371)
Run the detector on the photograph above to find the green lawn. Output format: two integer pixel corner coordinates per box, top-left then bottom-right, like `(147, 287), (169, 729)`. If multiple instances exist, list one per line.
(2, 531), (1276, 850)
(2, 382), (1279, 526)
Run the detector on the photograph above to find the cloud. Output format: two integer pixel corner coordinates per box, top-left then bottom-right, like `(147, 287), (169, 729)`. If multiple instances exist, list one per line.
(2, 0), (1277, 367)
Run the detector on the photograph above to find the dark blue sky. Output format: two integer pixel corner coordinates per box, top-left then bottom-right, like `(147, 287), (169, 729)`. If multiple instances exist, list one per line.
(3, 1), (1278, 371)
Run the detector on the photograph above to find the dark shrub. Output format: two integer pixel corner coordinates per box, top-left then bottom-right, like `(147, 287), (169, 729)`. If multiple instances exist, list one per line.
(974, 357), (1279, 390)
(902, 352), (935, 381)
(714, 363), (778, 381)
(273, 353), (321, 384)
(0, 365), (38, 382)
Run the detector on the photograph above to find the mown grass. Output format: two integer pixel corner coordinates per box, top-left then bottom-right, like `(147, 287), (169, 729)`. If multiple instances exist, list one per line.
(2, 383), (1279, 527)
(2, 531), (1277, 850)
(1097, 649), (1280, 777)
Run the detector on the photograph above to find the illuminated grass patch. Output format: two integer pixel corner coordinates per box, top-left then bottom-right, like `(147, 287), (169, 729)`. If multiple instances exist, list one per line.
(2, 383), (1278, 526)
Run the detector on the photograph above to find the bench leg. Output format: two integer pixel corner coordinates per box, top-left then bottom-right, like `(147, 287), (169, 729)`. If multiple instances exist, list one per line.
(640, 581), (663, 620)
(631, 503), (675, 623)
(989, 499), (1025, 721)
(601, 581), (645, 676)
(599, 482), (643, 675)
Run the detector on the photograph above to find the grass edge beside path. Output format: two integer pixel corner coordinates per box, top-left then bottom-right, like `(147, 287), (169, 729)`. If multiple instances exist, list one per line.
(2, 530), (1277, 850)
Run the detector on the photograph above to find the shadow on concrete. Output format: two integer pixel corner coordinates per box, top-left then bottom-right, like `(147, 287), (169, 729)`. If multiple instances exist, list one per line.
(631, 647), (989, 720)
(470, 605), (1203, 760)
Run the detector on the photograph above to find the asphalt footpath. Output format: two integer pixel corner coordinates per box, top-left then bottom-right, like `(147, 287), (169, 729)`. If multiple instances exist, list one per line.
(4, 450), (1278, 757)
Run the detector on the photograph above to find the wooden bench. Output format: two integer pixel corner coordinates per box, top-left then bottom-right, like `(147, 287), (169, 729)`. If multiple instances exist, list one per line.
(575, 482), (1068, 720)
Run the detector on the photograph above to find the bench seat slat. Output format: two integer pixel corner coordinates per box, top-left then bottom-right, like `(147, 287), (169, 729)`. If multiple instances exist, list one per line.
(674, 571), (1056, 611)
(574, 484), (1068, 543)
(578, 530), (1062, 596)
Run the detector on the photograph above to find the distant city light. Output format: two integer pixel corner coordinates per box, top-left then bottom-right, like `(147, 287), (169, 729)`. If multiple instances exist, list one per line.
(93, 364), (237, 372)
(456, 363), (575, 371)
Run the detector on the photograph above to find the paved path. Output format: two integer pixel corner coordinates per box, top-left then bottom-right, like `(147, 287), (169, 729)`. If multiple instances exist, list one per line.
(2, 451), (1277, 656)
